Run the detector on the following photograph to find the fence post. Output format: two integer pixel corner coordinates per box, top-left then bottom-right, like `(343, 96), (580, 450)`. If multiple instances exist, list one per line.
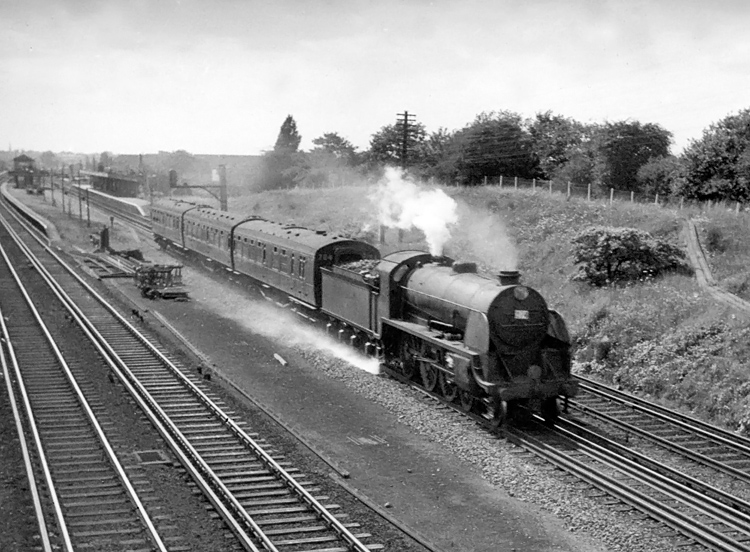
(549, 180), (552, 194)
(587, 183), (591, 201)
(655, 193), (659, 205)
(514, 177), (518, 190)
(680, 197), (684, 210)
(532, 178), (536, 190)
(737, 202), (741, 213)
(567, 181), (571, 197)
(499, 175), (503, 188)
(630, 191), (634, 202)
(483, 176), (487, 186)
(610, 188), (614, 205)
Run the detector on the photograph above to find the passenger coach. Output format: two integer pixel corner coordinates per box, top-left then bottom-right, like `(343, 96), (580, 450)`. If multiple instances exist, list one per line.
(150, 199), (379, 309)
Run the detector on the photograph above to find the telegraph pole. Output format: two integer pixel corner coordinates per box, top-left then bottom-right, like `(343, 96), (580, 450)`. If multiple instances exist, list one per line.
(396, 111), (416, 169)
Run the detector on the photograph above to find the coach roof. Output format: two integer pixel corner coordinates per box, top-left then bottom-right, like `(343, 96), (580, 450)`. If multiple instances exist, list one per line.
(234, 218), (374, 256)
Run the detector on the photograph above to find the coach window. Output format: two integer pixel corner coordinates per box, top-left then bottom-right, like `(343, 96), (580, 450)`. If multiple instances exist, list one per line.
(262, 243), (267, 264)
(299, 258), (306, 279)
(290, 254), (295, 275)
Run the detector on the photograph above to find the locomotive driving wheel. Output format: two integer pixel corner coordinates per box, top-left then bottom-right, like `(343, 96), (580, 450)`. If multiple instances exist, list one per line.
(458, 389), (476, 413)
(420, 362), (439, 392)
(487, 397), (508, 429)
(438, 372), (458, 402)
(398, 338), (418, 380)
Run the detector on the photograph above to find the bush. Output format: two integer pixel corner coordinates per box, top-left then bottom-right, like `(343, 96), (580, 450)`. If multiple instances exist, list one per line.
(705, 224), (728, 253)
(571, 225), (692, 286)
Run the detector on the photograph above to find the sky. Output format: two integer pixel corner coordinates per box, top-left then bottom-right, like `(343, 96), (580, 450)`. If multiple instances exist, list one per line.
(2, 0), (749, 157)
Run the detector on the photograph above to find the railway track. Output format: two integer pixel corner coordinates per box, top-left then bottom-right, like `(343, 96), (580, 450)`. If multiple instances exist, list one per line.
(36, 185), (750, 550)
(567, 377), (750, 504)
(0, 198), (384, 551)
(0, 215), (171, 551)
(386, 363), (750, 552)
(66, 184), (153, 233)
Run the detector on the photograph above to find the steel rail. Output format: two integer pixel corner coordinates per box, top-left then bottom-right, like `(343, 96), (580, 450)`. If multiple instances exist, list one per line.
(1, 206), (262, 552)
(408, 372), (750, 551)
(566, 393), (750, 484)
(553, 419), (750, 534)
(67, 186), (152, 232)
(58, 255), (370, 551)
(3, 195), (373, 551)
(0, 220), (170, 552)
(577, 375), (750, 453)
(506, 426), (750, 552)
(0, 324), (54, 552)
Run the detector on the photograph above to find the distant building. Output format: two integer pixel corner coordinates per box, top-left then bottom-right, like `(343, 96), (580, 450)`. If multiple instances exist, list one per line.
(80, 169), (142, 198)
(12, 154), (36, 188)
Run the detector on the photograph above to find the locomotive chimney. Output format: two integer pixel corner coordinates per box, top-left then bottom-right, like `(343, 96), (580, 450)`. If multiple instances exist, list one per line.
(432, 255), (453, 266)
(498, 270), (520, 285)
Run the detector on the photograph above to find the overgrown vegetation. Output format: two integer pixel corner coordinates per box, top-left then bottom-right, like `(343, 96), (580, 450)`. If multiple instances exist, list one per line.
(571, 226), (692, 286)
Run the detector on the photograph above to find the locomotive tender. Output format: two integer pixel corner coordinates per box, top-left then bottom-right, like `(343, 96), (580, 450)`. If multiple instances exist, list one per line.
(151, 199), (578, 425)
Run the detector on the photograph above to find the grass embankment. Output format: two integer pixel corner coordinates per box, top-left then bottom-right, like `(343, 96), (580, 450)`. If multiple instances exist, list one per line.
(699, 211), (750, 301)
(223, 185), (750, 434)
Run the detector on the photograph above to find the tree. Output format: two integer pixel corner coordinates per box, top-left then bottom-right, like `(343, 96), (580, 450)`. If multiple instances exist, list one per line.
(415, 127), (459, 181)
(311, 132), (357, 164)
(39, 151), (59, 169)
(528, 111), (585, 179)
(636, 155), (685, 197)
(274, 115), (301, 154)
(679, 109), (750, 201)
(367, 121), (427, 167)
(596, 121), (672, 192)
(452, 111), (539, 184)
(551, 137), (602, 188)
(256, 115), (304, 190)
(98, 151), (113, 172)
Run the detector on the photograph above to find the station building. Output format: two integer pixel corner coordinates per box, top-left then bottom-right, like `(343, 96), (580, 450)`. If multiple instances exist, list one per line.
(80, 170), (142, 198)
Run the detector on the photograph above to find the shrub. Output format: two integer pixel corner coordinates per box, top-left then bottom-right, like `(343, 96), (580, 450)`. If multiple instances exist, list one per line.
(571, 225), (692, 286)
(705, 225), (727, 253)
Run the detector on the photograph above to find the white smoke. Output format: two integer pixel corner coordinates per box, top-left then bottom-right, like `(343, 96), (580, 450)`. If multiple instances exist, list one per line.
(183, 271), (381, 375)
(370, 167), (458, 256)
(456, 200), (519, 271)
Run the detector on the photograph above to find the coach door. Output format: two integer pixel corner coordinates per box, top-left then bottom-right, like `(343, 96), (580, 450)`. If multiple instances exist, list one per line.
(289, 253), (298, 296)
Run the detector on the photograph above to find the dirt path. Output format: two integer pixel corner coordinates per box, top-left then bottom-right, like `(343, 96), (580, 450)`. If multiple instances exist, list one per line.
(683, 219), (750, 311)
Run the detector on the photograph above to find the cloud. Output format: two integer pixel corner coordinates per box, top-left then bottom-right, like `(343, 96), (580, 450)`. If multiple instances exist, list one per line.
(3, 0), (750, 155)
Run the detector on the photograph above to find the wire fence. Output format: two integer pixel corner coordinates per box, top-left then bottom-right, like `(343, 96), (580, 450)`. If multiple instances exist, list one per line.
(441, 174), (749, 216)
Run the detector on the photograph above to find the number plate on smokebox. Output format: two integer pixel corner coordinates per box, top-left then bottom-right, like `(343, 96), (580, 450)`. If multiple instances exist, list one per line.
(514, 310), (530, 320)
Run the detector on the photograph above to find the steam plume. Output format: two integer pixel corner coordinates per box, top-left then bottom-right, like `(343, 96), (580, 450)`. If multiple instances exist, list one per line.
(370, 168), (458, 256)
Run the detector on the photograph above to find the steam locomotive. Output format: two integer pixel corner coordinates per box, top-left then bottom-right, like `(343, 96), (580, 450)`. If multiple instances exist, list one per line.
(150, 199), (578, 426)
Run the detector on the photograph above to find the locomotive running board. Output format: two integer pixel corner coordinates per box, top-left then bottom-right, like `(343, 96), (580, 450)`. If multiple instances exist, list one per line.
(381, 318), (480, 359)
